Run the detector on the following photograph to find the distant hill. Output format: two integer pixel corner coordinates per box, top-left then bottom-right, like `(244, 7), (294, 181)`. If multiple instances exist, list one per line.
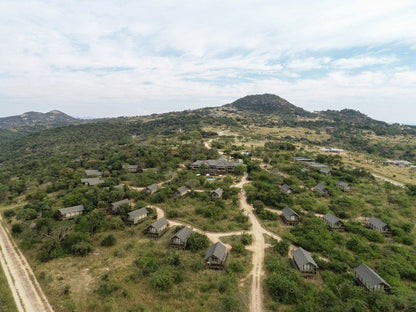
(0, 110), (77, 128)
(318, 109), (388, 126)
(224, 94), (314, 118)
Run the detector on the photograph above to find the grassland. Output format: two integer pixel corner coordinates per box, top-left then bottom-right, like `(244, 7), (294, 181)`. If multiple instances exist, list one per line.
(0, 263), (18, 312)
(22, 221), (250, 312)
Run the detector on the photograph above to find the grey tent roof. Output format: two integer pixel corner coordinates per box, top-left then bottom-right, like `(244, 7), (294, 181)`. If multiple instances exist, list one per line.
(128, 208), (148, 220)
(85, 169), (102, 176)
(368, 216), (388, 230)
(205, 241), (227, 261)
(111, 199), (129, 209)
(304, 161), (329, 169)
(191, 158), (242, 168)
(81, 177), (103, 186)
(211, 187), (224, 197)
(336, 181), (350, 189)
(314, 183), (327, 193)
(293, 156), (312, 162)
(147, 183), (159, 192)
(281, 184), (292, 192)
(281, 206), (299, 219)
(150, 217), (168, 230)
(323, 213), (343, 226)
(177, 186), (190, 195)
(59, 205), (84, 215)
(320, 168), (331, 174)
(292, 247), (318, 268)
(113, 184), (124, 190)
(172, 227), (193, 242)
(354, 264), (391, 289)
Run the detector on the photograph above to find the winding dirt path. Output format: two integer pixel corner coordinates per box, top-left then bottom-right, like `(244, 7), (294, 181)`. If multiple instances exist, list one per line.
(371, 173), (405, 187)
(0, 214), (53, 312)
(142, 172), (282, 312)
(236, 173), (281, 312)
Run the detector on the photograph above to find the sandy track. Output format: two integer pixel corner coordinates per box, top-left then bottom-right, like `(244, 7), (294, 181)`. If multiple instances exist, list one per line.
(142, 172), (282, 312)
(236, 173), (281, 312)
(0, 215), (54, 312)
(371, 173), (405, 187)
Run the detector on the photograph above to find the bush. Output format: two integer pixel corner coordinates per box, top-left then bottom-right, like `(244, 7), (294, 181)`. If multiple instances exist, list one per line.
(3, 209), (15, 219)
(273, 240), (289, 256)
(228, 261), (244, 274)
(187, 232), (209, 252)
(240, 233), (253, 245)
(71, 241), (93, 256)
(231, 242), (245, 254)
(151, 267), (174, 291)
(101, 234), (117, 247)
(11, 223), (22, 235)
(97, 282), (121, 297)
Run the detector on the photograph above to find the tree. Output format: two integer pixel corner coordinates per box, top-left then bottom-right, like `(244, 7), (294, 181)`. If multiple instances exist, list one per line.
(234, 164), (247, 176)
(187, 232), (209, 252)
(101, 234), (117, 247)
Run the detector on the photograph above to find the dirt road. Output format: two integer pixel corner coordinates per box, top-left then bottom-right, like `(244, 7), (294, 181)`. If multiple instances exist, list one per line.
(236, 173), (281, 312)
(371, 173), (405, 187)
(143, 172), (282, 312)
(0, 215), (54, 312)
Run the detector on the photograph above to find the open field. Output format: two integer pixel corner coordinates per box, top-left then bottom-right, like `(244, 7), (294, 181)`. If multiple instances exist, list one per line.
(0, 262), (18, 312)
(16, 222), (250, 312)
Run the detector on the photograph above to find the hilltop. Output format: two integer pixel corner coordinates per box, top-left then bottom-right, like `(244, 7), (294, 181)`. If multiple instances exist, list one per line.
(224, 93), (314, 118)
(0, 110), (77, 128)
(0, 93), (416, 312)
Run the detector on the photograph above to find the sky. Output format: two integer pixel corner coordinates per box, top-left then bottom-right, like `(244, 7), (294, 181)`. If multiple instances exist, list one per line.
(0, 1), (415, 123)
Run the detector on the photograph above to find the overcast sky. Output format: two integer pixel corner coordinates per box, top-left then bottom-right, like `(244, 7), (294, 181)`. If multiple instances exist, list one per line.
(1, 1), (415, 123)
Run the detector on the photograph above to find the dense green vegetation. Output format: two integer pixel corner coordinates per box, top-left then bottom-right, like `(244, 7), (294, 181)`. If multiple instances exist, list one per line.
(0, 264), (18, 312)
(1, 94), (416, 311)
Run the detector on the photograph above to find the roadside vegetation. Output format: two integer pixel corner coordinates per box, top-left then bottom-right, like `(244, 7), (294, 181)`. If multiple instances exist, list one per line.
(1, 96), (416, 311)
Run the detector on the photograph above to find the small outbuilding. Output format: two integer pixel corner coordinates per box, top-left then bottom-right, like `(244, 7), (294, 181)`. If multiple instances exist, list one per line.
(176, 186), (191, 197)
(110, 199), (130, 213)
(280, 184), (292, 194)
(354, 264), (391, 292)
(281, 206), (301, 225)
(146, 217), (169, 238)
(336, 181), (351, 191)
(127, 208), (148, 225)
(368, 217), (392, 236)
(59, 205), (85, 220)
(210, 187), (224, 200)
(313, 183), (327, 196)
(205, 241), (228, 270)
(292, 247), (318, 275)
(320, 168), (331, 175)
(322, 212), (345, 231)
(145, 183), (159, 195)
(85, 169), (102, 177)
(81, 177), (104, 186)
(170, 227), (193, 249)
(123, 164), (142, 173)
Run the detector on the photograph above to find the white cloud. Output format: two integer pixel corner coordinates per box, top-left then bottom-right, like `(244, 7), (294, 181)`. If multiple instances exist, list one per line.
(332, 56), (397, 69)
(0, 1), (416, 123)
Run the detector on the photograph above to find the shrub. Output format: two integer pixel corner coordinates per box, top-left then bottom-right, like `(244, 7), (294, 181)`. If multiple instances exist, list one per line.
(273, 240), (289, 256)
(151, 267), (174, 291)
(228, 261), (244, 274)
(71, 241), (93, 256)
(101, 234), (117, 247)
(187, 232), (209, 252)
(3, 209), (15, 218)
(11, 223), (22, 235)
(240, 233), (253, 245)
(231, 242), (245, 254)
